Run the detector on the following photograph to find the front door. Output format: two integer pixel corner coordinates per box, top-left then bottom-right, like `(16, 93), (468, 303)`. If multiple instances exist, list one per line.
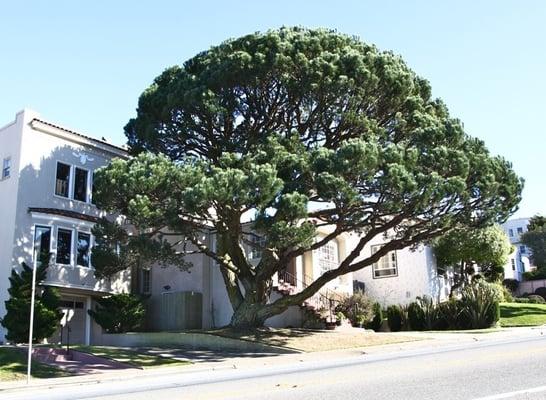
(51, 298), (87, 345)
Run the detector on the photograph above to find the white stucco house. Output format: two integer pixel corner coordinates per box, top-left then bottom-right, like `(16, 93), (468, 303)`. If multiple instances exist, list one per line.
(500, 217), (533, 281)
(351, 234), (452, 307)
(0, 110), (356, 344)
(0, 109), (131, 345)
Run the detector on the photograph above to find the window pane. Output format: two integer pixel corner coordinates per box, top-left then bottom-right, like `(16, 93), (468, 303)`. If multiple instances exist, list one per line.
(34, 226), (51, 264)
(73, 168), (88, 202)
(55, 163), (71, 197)
(141, 269), (151, 294)
(77, 232), (91, 267)
(2, 158), (10, 179)
(56, 229), (72, 265)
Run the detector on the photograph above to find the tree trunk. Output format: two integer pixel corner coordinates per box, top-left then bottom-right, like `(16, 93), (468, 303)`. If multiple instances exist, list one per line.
(229, 301), (270, 328)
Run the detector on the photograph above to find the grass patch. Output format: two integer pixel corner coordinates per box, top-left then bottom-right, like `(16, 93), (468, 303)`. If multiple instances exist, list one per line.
(0, 347), (70, 381)
(500, 302), (546, 327)
(71, 345), (191, 369)
(209, 327), (419, 352)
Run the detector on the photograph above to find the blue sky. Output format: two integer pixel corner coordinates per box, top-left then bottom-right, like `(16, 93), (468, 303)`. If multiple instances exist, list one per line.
(1, 1), (544, 218)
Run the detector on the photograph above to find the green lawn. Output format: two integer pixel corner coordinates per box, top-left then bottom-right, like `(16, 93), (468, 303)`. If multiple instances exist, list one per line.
(71, 345), (191, 369)
(0, 347), (70, 381)
(500, 302), (546, 327)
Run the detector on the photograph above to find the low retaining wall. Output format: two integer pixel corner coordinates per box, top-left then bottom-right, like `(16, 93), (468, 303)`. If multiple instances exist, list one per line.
(517, 279), (546, 296)
(94, 331), (299, 354)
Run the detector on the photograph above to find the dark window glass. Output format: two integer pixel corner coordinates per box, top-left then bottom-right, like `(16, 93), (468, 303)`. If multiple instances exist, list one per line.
(517, 227), (523, 234)
(77, 232), (91, 267)
(73, 168), (88, 202)
(141, 269), (151, 294)
(56, 228), (72, 265)
(55, 163), (71, 197)
(34, 226), (51, 264)
(2, 158), (11, 179)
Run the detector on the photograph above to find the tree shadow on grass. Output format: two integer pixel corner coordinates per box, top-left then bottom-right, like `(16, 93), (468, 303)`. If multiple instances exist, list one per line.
(0, 347), (69, 380)
(501, 305), (546, 319)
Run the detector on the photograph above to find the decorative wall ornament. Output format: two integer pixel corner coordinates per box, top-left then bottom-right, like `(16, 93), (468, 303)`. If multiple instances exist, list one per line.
(72, 151), (94, 165)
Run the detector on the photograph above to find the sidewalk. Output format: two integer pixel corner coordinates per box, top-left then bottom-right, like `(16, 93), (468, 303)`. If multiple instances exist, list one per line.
(1, 326), (544, 394)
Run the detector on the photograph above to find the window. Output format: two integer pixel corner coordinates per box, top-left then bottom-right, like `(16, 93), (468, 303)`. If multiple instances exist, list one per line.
(2, 158), (11, 179)
(372, 245), (398, 278)
(318, 241), (338, 275)
(33, 226), (51, 264)
(141, 268), (151, 294)
(508, 229), (514, 237)
(56, 228), (73, 265)
(520, 245), (526, 254)
(76, 232), (91, 267)
(55, 162), (71, 197)
(249, 235), (266, 260)
(511, 259), (516, 271)
(517, 227), (523, 234)
(73, 167), (89, 202)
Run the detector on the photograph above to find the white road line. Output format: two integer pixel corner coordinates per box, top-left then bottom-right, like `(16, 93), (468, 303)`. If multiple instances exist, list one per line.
(471, 385), (546, 399)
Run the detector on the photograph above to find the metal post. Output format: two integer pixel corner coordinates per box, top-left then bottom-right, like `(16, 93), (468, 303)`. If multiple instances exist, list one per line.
(26, 252), (39, 384)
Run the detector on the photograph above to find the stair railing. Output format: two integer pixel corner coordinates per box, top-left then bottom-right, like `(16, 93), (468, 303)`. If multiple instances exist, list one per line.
(276, 269), (346, 319)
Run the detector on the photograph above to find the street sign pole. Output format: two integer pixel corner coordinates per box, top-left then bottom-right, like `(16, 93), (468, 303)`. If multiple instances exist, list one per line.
(26, 252), (38, 384)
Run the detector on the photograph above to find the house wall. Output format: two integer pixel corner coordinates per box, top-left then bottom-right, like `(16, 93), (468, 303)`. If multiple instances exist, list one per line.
(0, 111), (27, 342)
(0, 110), (130, 343)
(351, 233), (450, 307)
(501, 218), (531, 281)
(10, 112), (129, 293)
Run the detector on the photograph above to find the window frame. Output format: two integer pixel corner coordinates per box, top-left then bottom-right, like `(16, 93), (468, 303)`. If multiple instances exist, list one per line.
(2, 157), (11, 179)
(54, 161), (72, 198)
(141, 268), (152, 294)
(371, 244), (398, 279)
(73, 166), (90, 203)
(55, 227), (74, 266)
(54, 161), (93, 203)
(33, 225), (52, 264)
(76, 231), (92, 268)
(317, 240), (339, 276)
(249, 235), (266, 260)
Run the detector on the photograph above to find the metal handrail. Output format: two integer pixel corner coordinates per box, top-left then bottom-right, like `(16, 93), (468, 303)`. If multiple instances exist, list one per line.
(277, 269), (345, 318)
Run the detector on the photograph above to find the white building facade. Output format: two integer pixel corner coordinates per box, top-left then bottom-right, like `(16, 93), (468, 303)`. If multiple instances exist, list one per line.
(501, 218), (533, 281)
(351, 233), (451, 307)
(0, 110), (355, 342)
(0, 110), (130, 344)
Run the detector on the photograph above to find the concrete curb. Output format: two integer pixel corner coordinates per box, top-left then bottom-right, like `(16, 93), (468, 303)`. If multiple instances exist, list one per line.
(97, 331), (301, 354)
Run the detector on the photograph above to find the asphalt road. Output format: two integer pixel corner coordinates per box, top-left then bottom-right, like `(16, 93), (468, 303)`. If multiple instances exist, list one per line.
(3, 335), (546, 400)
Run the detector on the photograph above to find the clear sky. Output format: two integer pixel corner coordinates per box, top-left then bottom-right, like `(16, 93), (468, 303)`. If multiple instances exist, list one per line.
(1, 1), (544, 218)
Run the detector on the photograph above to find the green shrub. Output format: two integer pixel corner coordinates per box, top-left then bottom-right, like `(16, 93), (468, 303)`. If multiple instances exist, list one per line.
(459, 281), (500, 329)
(407, 302), (424, 330)
(365, 302), (383, 331)
(437, 299), (461, 330)
(487, 283), (505, 303)
(1, 254), (62, 343)
(88, 293), (147, 333)
(501, 286), (514, 302)
(386, 305), (404, 332)
(502, 279), (519, 293)
(534, 287), (546, 300)
(514, 297), (530, 303)
(527, 294), (546, 304)
(523, 267), (546, 281)
(407, 296), (437, 330)
(335, 291), (374, 327)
